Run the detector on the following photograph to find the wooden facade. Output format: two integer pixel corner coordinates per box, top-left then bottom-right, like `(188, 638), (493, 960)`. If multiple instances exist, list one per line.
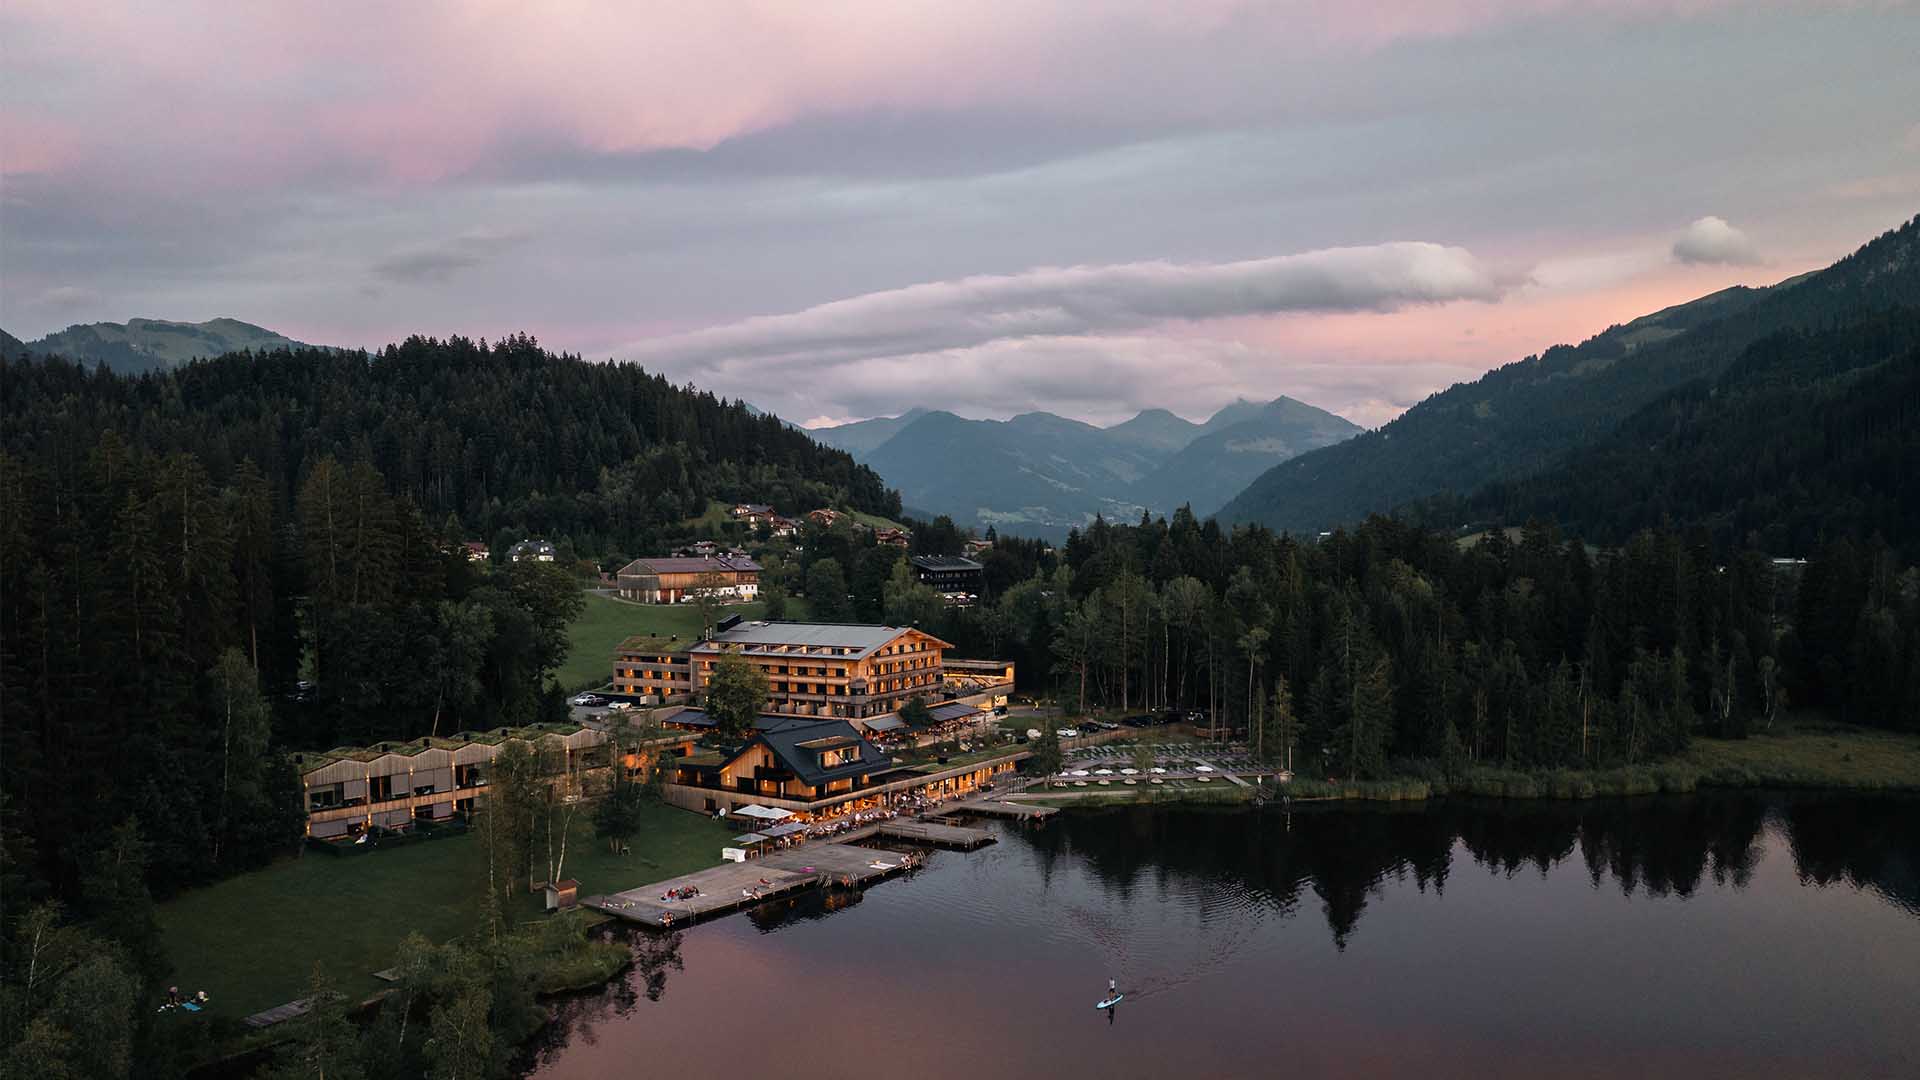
(613, 622), (952, 720)
(297, 725), (645, 841)
(614, 555), (760, 604)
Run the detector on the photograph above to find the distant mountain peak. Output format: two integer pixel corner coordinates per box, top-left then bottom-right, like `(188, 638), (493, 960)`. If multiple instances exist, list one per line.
(22, 317), (321, 376)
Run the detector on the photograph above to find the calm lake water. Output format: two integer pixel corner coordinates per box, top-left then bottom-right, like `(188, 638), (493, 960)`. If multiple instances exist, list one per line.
(523, 794), (1920, 1079)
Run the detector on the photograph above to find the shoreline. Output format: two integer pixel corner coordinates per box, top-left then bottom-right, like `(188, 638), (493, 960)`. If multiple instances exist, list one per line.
(1013, 725), (1920, 808)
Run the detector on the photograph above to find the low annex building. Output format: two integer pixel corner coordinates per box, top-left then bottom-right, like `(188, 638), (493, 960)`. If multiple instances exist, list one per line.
(614, 553), (761, 603)
(613, 620), (951, 720)
(295, 723), (623, 841)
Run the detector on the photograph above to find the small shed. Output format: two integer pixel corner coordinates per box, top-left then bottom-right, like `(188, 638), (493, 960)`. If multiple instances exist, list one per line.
(543, 879), (580, 912)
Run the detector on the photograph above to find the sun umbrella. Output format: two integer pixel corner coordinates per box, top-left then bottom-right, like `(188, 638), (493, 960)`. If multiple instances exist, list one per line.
(1070, 770), (1090, 777)
(1197, 775), (1212, 783)
(1196, 765), (1215, 772)
(1150, 767), (1167, 774)
(1094, 768), (1114, 776)
(1120, 768), (1138, 775)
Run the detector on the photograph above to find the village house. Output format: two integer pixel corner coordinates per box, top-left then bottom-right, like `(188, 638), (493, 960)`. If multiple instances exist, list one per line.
(872, 527), (912, 548)
(460, 540), (490, 562)
(909, 554), (985, 602)
(615, 554), (762, 603)
(507, 539), (558, 562)
(612, 620), (952, 720)
(807, 508), (846, 528)
(730, 502), (777, 527)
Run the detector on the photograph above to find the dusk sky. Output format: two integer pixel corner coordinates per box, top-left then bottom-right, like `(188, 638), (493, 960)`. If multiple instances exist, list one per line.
(4, 2), (1917, 428)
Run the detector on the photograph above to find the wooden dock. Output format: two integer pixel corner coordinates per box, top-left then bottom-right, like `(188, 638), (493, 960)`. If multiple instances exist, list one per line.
(242, 996), (317, 1029)
(877, 819), (995, 849)
(933, 798), (1057, 821)
(582, 842), (919, 929)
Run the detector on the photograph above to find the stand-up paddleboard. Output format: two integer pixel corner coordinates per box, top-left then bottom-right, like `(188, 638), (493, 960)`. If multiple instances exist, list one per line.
(1095, 994), (1124, 1009)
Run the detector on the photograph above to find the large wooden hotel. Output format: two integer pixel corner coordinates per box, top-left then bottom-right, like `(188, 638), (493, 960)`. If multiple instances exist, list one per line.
(613, 619), (951, 721)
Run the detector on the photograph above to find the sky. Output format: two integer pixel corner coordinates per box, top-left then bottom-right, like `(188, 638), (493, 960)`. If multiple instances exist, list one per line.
(3, 2), (1917, 430)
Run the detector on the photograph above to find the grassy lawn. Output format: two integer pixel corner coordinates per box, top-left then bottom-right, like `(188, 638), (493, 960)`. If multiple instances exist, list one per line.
(1680, 718), (1920, 790)
(157, 804), (733, 1018)
(558, 593), (809, 690)
(847, 509), (908, 532)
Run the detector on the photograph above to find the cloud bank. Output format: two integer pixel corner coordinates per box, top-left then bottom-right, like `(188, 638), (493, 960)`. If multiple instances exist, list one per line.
(1672, 215), (1762, 265)
(618, 241), (1501, 428)
(626, 242), (1497, 369)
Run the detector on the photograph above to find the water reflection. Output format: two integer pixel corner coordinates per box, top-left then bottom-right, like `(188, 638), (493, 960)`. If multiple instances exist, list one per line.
(1031, 793), (1914, 946)
(526, 792), (1920, 1078)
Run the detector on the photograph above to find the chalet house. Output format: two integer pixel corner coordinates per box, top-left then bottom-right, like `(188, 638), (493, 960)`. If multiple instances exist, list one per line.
(615, 554), (762, 603)
(768, 515), (800, 538)
(807, 508), (845, 528)
(674, 717), (892, 802)
(613, 620), (951, 721)
(730, 503), (777, 526)
(962, 538), (993, 558)
(910, 555), (985, 601)
(461, 540), (490, 562)
(872, 527), (912, 549)
(661, 714), (1019, 818)
(508, 539), (557, 563)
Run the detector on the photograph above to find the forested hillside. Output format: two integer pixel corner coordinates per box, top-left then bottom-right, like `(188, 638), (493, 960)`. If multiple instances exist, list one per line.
(1220, 215), (1920, 533)
(1, 333), (899, 551)
(1456, 308), (1920, 558)
(8, 317), (321, 375)
(0, 333), (900, 900)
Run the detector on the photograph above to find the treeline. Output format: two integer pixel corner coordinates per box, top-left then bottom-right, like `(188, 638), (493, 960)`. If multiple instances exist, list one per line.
(0, 333), (900, 557)
(915, 511), (1920, 778)
(0, 433), (601, 906)
(1455, 308), (1920, 559)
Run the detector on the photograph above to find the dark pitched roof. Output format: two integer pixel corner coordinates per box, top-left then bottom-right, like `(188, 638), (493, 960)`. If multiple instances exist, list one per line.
(662, 709), (792, 731)
(748, 718), (890, 787)
(909, 555), (984, 572)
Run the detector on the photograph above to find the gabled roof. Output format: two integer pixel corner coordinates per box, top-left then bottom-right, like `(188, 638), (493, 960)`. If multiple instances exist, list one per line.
(743, 718), (890, 788)
(617, 554), (762, 576)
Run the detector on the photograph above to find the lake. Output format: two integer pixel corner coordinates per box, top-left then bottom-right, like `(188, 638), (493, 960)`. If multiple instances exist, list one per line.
(523, 794), (1920, 1079)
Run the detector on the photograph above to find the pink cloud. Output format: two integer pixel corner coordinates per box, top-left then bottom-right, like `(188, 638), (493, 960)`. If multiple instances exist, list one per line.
(3, 0), (1816, 188)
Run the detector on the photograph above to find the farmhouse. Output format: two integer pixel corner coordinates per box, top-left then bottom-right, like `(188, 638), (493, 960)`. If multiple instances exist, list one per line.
(614, 554), (762, 603)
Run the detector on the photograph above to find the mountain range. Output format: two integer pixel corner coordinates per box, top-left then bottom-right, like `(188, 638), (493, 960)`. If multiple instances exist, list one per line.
(1219, 214), (1920, 536)
(1, 317), (320, 375)
(810, 396), (1362, 535)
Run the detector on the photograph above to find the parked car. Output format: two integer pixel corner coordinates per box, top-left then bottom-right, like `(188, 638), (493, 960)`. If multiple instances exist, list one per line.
(1057, 727), (1080, 738)
(607, 701), (633, 712)
(569, 693), (598, 706)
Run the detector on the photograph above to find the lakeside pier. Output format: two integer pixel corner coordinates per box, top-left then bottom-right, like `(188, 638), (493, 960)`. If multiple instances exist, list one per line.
(584, 841), (927, 929)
